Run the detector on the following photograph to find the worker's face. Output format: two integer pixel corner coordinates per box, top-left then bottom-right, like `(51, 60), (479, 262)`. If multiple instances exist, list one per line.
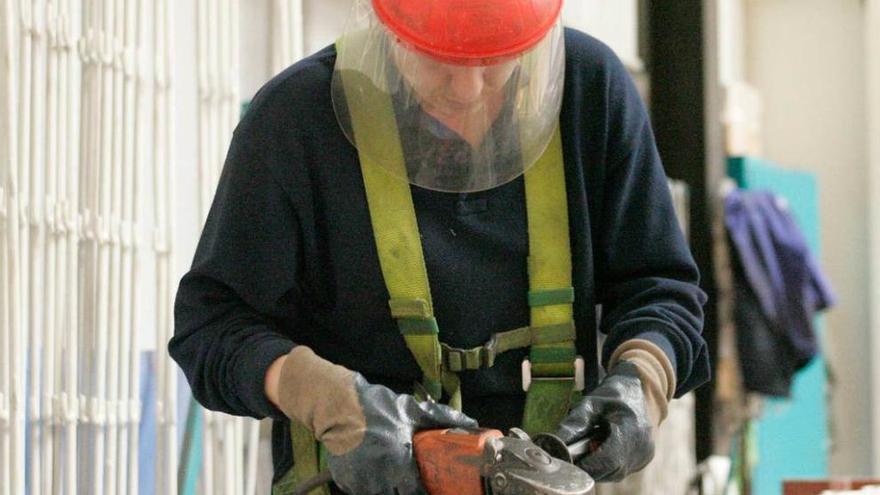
(393, 44), (518, 121)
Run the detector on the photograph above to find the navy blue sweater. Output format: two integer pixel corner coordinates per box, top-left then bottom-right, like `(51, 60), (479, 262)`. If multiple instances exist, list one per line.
(170, 29), (709, 480)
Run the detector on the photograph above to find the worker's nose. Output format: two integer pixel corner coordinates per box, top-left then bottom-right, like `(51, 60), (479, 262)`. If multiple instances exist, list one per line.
(447, 67), (484, 104)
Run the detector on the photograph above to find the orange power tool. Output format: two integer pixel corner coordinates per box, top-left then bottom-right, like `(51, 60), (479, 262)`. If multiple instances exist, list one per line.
(413, 428), (594, 495)
(292, 428), (594, 495)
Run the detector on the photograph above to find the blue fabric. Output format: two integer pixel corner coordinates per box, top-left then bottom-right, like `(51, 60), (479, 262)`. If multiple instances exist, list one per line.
(724, 189), (834, 394)
(139, 352), (156, 495)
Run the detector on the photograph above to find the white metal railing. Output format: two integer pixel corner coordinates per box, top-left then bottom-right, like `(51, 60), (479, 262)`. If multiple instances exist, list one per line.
(1, 1), (305, 493)
(2, 1), (163, 493)
(194, 1), (264, 493)
(271, 0), (304, 75)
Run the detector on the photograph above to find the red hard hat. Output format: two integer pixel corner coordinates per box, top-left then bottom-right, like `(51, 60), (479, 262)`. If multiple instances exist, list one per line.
(371, 0), (563, 65)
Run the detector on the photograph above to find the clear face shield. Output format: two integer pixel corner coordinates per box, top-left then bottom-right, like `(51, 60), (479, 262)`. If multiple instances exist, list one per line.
(331, 0), (566, 193)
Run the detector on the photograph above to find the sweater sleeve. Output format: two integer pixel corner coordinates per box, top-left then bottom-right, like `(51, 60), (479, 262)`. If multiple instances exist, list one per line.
(595, 53), (710, 397)
(169, 133), (300, 420)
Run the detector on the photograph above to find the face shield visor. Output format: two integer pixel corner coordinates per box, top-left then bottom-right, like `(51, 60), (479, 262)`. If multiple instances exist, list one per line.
(331, 0), (566, 193)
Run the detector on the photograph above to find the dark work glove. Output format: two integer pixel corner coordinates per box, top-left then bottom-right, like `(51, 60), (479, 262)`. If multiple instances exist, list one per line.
(554, 361), (654, 482)
(277, 346), (478, 495)
(326, 375), (478, 495)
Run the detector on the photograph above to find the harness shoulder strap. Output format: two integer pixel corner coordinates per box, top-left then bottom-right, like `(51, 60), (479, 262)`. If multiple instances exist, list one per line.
(520, 127), (580, 435)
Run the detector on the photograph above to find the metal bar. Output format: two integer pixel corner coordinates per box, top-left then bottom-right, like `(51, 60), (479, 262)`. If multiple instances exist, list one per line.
(77, 0), (96, 491)
(127, 1), (147, 493)
(42, 3), (63, 493)
(60, 1), (81, 492)
(154, 0), (177, 492)
(198, 1), (216, 490)
(244, 419), (260, 495)
(196, 0), (209, 223)
(91, 1), (116, 493)
(27, 1), (48, 490)
(273, 0), (290, 74)
(292, 0), (303, 61)
(202, 410), (215, 495)
(0, 0), (20, 493)
(103, 0), (124, 491)
(219, 4), (237, 491)
(232, 416), (243, 495)
(116, 0), (138, 492)
(15, 18), (34, 490)
(206, 0), (219, 215)
(51, 0), (70, 490)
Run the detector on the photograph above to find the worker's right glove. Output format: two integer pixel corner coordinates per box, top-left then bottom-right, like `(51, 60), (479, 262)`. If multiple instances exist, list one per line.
(554, 361), (655, 482)
(277, 346), (478, 495)
(553, 340), (676, 482)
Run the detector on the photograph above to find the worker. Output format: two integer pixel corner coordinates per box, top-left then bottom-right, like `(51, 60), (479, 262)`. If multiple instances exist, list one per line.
(169, 0), (710, 494)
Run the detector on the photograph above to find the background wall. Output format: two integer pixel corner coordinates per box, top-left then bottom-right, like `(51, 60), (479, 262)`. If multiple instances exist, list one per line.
(745, 0), (871, 476)
(868, 0), (880, 476)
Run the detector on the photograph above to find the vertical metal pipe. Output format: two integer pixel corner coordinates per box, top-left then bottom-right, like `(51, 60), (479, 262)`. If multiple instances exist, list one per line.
(154, 0), (168, 488)
(202, 410), (214, 495)
(0, 0), (19, 493)
(60, 1), (81, 492)
(103, 0), (124, 491)
(92, 0), (115, 493)
(0, 0), (9, 492)
(219, 0), (231, 167)
(244, 419), (260, 495)
(232, 4), (252, 492)
(28, 1), (48, 491)
(77, 1), (96, 491)
(164, 0), (177, 485)
(155, 4), (167, 490)
(218, 4), (236, 491)
(154, 0), (177, 492)
(42, 3), (61, 493)
(15, 18), (34, 489)
(198, 1), (216, 490)
(196, 0), (208, 224)
(81, 2), (102, 492)
(116, 0), (137, 492)
(127, 2), (147, 493)
(292, 0), (303, 62)
(235, 417), (245, 494)
(274, 0), (290, 74)
(51, 0), (70, 489)
(206, 0), (218, 213)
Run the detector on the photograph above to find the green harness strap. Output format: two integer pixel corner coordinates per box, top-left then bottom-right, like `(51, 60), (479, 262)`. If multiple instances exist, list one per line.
(339, 59), (579, 428)
(341, 59), (579, 424)
(520, 129), (581, 435)
(273, 421), (329, 495)
(348, 77), (453, 405)
(341, 53), (579, 432)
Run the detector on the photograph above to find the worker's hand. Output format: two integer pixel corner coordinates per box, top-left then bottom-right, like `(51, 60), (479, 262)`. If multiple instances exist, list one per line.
(275, 346), (478, 495)
(326, 375), (477, 495)
(553, 361), (655, 482)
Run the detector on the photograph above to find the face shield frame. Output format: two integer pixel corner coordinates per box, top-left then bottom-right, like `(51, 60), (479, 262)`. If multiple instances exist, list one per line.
(331, 0), (566, 193)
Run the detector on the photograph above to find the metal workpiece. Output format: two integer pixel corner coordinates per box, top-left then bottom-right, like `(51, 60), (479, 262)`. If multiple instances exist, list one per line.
(482, 429), (594, 495)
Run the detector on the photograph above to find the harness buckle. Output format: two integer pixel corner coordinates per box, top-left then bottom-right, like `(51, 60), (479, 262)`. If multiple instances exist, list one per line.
(521, 356), (585, 392)
(442, 336), (499, 372)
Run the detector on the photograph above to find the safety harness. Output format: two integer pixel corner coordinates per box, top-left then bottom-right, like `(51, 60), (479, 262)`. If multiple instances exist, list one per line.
(272, 46), (582, 495)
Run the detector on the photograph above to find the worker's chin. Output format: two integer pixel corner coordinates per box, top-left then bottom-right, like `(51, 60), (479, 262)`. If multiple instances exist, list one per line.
(426, 97), (484, 115)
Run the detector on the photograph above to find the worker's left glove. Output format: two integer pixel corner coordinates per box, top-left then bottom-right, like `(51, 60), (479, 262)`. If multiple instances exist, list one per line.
(554, 343), (674, 483)
(276, 346), (477, 495)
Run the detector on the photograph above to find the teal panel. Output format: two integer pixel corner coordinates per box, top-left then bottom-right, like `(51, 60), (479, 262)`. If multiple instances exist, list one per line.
(727, 156), (829, 495)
